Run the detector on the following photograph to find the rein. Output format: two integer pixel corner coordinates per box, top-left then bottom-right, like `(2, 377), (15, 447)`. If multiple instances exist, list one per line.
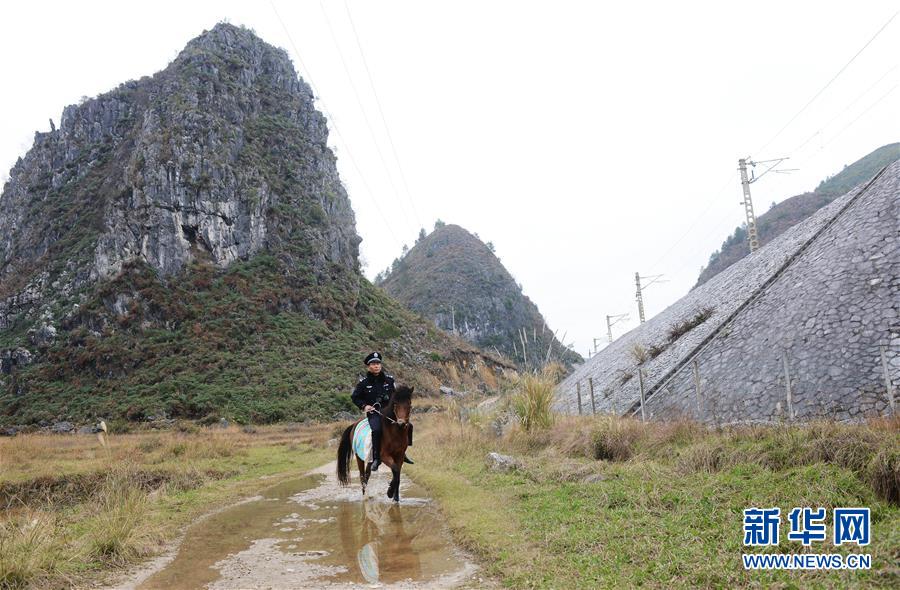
(369, 407), (397, 424)
(368, 405), (405, 425)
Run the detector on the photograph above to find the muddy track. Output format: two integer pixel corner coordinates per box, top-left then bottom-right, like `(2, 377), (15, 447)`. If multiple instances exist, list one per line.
(111, 462), (484, 589)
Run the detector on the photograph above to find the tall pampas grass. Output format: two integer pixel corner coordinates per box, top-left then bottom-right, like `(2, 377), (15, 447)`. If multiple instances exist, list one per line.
(512, 371), (556, 432)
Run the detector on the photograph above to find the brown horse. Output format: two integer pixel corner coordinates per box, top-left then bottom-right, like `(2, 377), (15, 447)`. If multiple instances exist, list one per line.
(337, 385), (413, 502)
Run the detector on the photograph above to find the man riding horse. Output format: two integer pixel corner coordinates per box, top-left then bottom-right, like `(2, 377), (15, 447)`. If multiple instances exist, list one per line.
(351, 352), (413, 471)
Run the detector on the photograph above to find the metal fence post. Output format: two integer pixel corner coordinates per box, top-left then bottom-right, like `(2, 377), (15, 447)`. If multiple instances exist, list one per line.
(589, 377), (596, 415)
(782, 351), (794, 420)
(576, 382), (583, 416)
(638, 369), (646, 422)
(692, 359), (702, 418)
(881, 345), (895, 415)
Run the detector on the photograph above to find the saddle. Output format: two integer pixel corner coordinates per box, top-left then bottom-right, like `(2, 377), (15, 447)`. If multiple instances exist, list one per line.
(351, 419), (373, 463)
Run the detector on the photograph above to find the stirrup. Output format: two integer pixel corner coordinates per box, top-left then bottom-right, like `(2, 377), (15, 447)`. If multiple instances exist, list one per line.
(371, 458), (381, 472)
(403, 455), (414, 465)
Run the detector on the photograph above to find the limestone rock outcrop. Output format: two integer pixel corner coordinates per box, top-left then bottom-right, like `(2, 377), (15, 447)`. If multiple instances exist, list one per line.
(1, 23), (360, 331)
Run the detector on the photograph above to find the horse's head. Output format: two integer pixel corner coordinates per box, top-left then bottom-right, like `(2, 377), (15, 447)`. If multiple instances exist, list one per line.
(389, 385), (414, 426)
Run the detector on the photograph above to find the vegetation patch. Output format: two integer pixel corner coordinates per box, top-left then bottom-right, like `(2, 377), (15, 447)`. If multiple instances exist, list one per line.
(667, 307), (714, 343)
(1, 253), (501, 426)
(0, 424), (332, 589)
(410, 377), (900, 588)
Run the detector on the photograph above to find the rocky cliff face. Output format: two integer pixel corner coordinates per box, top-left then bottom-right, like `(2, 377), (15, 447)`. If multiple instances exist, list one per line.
(1, 24), (359, 329)
(377, 224), (581, 368)
(0, 24), (508, 425)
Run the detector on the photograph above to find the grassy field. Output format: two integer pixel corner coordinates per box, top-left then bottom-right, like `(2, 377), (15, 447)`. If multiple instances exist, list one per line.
(408, 396), (900, 589)
(2, 390), (897, 589)
(0, 423), (334, 589)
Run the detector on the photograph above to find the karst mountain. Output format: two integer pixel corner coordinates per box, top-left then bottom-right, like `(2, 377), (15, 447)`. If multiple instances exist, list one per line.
(376, 223), (582, 369)
(0, 24), (507, 426)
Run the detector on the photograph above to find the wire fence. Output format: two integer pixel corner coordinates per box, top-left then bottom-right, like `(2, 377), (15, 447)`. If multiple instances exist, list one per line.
(562, 338), (898, 424)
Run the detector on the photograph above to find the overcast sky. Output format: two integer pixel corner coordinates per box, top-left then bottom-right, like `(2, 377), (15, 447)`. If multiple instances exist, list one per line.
(2, 1), (898, 357)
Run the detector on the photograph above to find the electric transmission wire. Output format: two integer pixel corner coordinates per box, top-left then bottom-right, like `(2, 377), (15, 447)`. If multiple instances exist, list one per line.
(268, 0), (403, 247)
(344, 0), (425, 230)
(318, 0), (419, 232)
(755, 9), (899, 156)
(646, 172), (739, 274)
(789, 63), (899, 156)
(670, 198), (746, 283)
(822, 81), (900, 149)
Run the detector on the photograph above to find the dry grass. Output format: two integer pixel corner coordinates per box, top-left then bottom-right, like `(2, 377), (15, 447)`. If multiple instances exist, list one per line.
(0, 423), (334, 589)
(424, 393), (900, 506)
(869, 446), (900, 505)
(0, 424), (334, 483)
(83, 475), (160, 564)
(667, 307), (714, 343)
(630, 344), (649, 364)
(0, 508), (69, 589)
(512, 372), (555, 432)
(411, 406), (899, 588)
(0, 471), (161, 588)
(444, 362), (461, 385)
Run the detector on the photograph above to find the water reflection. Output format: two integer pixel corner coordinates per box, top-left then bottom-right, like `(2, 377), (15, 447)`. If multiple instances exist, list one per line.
(337, 501), (423, 584)
(135, 473), (460, 589)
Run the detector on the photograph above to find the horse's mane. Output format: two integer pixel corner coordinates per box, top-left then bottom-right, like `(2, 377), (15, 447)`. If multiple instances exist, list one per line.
(384, 385), (414, 419)
(392, 385), (413, 403)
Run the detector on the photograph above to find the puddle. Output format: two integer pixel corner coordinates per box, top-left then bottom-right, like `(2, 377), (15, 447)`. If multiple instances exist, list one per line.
(135, 468), (471, 589)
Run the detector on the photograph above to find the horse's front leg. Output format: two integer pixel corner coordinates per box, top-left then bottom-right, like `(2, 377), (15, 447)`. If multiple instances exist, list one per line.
(387, 465), (401, 503)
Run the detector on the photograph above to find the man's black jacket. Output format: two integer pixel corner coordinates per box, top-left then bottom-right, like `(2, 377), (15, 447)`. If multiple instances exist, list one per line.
(351, 372), (395, 410)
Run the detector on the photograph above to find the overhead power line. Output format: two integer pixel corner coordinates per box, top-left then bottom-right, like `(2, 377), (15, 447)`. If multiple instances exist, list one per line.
(822, 81), (900, 149)
(318, 0), (418, 232)
(755, 9), (899, 156)
(344, 0), (425, 229)
(646, 172), (739, 274)
(268, 0), (403, 248)
(789, 63), (899, 156)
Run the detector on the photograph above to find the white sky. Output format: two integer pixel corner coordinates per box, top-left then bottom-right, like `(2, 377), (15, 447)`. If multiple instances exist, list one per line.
(2, 1), (898, 357)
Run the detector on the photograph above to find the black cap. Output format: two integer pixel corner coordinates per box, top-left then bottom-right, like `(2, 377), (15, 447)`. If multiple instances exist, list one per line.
(364, 352), (383, 365)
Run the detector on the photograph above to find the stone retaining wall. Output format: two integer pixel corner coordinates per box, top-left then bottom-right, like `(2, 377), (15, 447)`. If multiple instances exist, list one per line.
(558, 161), (899, 423)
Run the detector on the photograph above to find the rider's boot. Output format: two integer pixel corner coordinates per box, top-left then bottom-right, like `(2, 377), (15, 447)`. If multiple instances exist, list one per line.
(371, 430), (382, 472)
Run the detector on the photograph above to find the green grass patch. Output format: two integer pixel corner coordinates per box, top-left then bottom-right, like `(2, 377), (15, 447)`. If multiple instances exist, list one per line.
(411, 411), (900, 589)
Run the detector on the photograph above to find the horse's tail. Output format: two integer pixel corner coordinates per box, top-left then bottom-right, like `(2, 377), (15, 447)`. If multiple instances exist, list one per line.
(336, 423), (355, 486)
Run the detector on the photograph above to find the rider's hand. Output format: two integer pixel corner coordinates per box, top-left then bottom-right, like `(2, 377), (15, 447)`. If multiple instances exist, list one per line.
(364, 405), (374, 413)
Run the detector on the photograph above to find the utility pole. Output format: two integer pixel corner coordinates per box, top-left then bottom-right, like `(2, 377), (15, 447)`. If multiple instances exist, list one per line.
(592, 338), (604, 355)
(635, 273), (645, 324)
(738, 156), (792, 253)
(737, 158), (760, 252)
(606, 313), (629, 342)
(635, 273), (665, 324)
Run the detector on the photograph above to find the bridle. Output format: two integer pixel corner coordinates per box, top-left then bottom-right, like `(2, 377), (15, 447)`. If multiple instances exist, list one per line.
(368, 403), (409, 426)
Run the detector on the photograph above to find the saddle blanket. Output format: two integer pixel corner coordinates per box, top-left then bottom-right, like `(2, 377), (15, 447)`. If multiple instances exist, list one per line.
(352, 420), (373, 463)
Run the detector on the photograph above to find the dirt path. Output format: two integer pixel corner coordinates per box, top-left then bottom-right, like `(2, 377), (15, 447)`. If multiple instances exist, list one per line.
(111, 462), (484, 589)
